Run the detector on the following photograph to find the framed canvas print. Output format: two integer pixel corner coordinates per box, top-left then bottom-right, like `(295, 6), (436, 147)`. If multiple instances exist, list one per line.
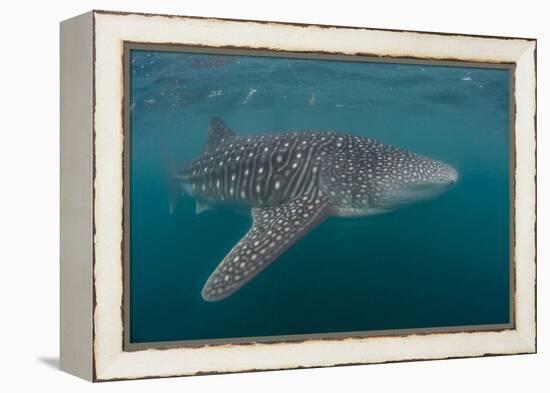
(60, 10), (537, 382)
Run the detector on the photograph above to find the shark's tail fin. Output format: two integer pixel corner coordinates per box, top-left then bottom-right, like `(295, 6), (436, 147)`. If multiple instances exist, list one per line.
(161, 149), (180, 215)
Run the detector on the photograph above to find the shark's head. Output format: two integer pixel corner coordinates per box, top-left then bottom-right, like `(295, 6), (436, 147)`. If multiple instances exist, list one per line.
(372, 154), (458, 211)
(323, 138), (458, 216)
(375, 157), (458, 210)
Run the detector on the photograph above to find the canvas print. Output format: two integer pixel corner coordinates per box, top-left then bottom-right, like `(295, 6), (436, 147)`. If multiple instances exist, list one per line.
(127, 46), (511, 345)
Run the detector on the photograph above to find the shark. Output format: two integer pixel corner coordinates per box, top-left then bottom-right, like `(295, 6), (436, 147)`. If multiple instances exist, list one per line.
(171, 117), (458, 301)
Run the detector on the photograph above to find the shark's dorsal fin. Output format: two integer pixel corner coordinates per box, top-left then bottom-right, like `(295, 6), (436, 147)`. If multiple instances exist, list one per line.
(201, 192), (333, 301)
(204, 116), (236, 154)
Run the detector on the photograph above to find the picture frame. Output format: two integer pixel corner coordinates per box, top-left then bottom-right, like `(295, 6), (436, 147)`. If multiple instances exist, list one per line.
(60, 10), (537, 382)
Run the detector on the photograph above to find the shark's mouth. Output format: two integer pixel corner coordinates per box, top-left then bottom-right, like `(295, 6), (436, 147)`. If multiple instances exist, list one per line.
(380, 181), (456, 210)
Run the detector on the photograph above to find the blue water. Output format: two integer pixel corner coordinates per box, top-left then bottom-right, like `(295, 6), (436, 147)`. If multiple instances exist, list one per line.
(129, 49), (510, 343)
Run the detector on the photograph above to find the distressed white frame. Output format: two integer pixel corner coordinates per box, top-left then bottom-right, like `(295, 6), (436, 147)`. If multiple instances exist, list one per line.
(61, 10), (536, 382)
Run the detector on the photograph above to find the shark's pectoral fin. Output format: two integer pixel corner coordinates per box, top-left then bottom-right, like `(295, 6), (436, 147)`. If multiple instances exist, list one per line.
(201, 193), (333, 301)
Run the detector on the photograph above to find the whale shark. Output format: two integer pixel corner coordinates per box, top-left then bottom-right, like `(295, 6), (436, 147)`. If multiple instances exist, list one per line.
(171, 117), (458, 301)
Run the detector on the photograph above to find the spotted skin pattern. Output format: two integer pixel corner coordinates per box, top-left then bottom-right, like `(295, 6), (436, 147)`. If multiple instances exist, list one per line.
(174, 117), (458, 301)
(201, 192), (332, 301)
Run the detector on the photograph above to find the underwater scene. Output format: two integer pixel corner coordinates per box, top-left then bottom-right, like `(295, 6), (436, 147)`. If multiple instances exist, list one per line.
(129, 48), (511, 343)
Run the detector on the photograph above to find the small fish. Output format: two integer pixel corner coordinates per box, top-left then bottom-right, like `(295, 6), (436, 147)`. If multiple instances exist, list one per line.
(242, 88), (257, 104)
(170, 117), (458, 301)
(309, 92), (316, 106)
